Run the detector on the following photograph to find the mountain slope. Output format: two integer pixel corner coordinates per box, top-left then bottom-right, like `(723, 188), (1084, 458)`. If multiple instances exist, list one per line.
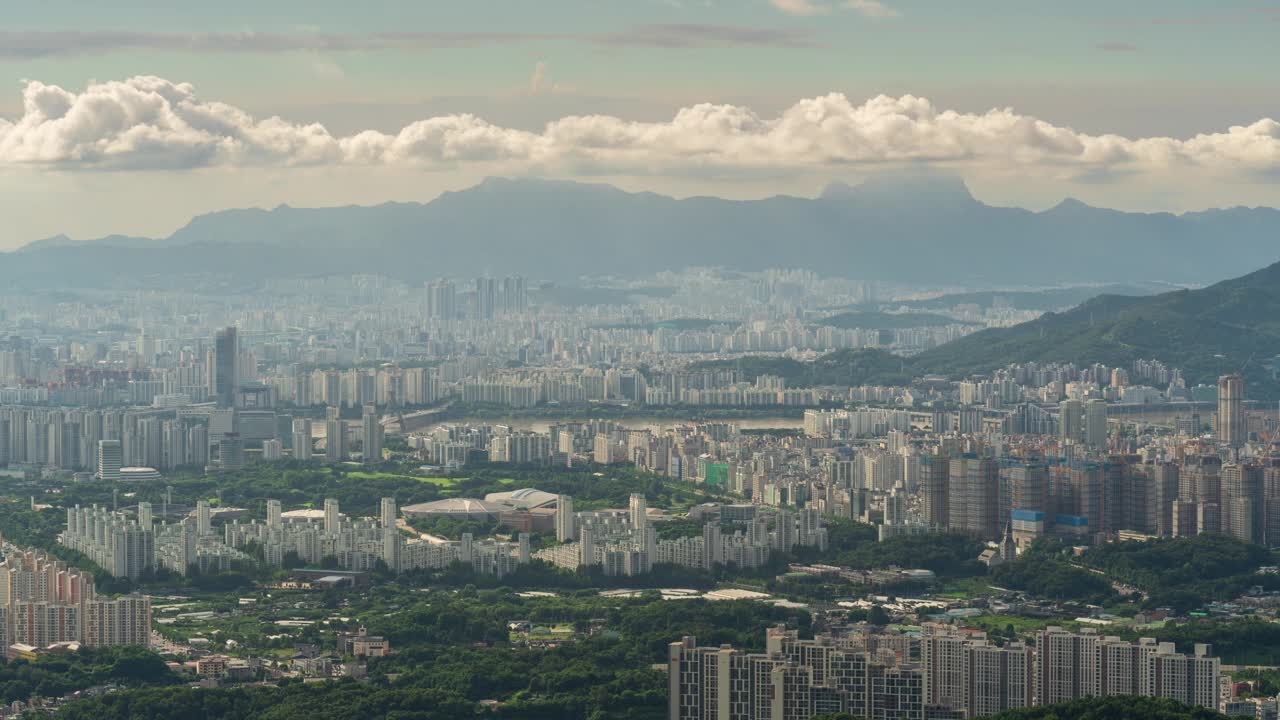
(816, 311), (975, 330)
(910, 259), (1280, 391)
(5, 175), (1280, 288)
(895, 283), (1179, 312)
(709, 260), (1280, 397)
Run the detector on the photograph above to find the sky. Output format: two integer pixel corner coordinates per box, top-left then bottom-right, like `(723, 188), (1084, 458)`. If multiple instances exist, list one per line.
(1, 0), (1279, 248)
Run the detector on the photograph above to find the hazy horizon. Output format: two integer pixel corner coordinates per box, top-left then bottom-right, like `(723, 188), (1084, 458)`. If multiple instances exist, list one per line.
(11, 171), (1280, 251)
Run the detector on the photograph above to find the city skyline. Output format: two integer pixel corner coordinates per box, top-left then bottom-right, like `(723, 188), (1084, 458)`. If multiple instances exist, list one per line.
(3, 0), (1280, 247)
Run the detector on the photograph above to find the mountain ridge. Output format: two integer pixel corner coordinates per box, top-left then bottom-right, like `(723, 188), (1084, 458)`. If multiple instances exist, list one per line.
(5, 175), (1280, 288)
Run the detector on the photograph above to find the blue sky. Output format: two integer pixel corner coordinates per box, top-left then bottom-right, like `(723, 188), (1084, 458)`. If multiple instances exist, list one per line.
(0, 0), (1278, 247)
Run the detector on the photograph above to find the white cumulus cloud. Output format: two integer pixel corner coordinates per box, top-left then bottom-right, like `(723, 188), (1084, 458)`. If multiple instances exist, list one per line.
(2, 76), (1280, 182)
(770, 0), (827, 16)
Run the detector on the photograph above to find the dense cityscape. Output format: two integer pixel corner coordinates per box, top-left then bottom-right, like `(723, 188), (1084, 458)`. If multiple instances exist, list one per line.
(4, 3), (1280, 719)
(0, 260), (1278, 720)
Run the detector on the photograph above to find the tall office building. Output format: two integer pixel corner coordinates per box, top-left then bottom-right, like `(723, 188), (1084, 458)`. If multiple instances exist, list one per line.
(214, 326), (239, 408)
(1217, 374), (1245, 447)
(216, 433), (245, 470)
(97, 440), (122, 482)
(362, 404), (383, 465)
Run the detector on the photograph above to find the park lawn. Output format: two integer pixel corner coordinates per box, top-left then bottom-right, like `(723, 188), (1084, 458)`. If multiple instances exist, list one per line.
(965, 614), (1079, 635)
(345, 471), (465, 487)
(936, 577), (1004, 600)
(414, 476), (464, 487)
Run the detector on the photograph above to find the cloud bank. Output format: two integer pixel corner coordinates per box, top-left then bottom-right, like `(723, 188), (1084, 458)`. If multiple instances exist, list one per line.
(2, 76), (1279, 180)
(0, 26), (813, 58)
(771, 0), (899, 18)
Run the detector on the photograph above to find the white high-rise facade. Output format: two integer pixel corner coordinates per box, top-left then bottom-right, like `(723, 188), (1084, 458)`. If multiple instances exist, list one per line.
(629, 493), (647, 532)
(555, 494), (575, 542)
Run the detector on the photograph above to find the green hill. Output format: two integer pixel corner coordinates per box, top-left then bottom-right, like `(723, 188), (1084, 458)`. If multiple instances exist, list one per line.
(910, 258), (1280, 394)
(691, 348), (913, 387)
(895, 283), (1175, 312)
(816, 310), (974, 330)
(697, 259), (1280, 397)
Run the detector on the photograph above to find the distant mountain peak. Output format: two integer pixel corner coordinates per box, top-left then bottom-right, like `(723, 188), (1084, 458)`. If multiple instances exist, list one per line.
(822, 171), (976, 208)
(1044, 197), (1094, 213)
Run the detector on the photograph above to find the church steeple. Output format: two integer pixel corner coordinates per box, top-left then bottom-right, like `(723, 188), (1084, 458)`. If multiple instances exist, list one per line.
(999, 522), (1017, 561)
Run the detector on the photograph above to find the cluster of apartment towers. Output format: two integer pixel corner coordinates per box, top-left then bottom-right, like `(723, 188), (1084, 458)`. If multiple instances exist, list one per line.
(0, 545), (150, 653)
(61, 496), (533, 581)
(670, 624), (1223, 720)
(536, 496), (828, 577)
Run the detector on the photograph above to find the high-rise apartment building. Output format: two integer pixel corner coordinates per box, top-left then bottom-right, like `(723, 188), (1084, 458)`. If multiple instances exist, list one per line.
(291, 417), (312, 461)
(324, 498), (341, 536)
(474, 277), (497, 320)
(1059, 399), (1084, 445)
(426, 280), (457, 320)
(919, 454), (949, 529)
(1221, 463), (1264, 545)
(362, 404), (382, 464)
(1036, 627), (1219, 710)
(629, 493), (648, 533)
(555, 494), (576, 542)
(1217, 374), (1245, 447)
(670, 625), (1218, 720)
(500, 275), (527, 315)
(948, 456), (1000, 539)
(325, 406), (346, 462)
(1085, 399), (1108, 448)
(922, 626), (1033, 718)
